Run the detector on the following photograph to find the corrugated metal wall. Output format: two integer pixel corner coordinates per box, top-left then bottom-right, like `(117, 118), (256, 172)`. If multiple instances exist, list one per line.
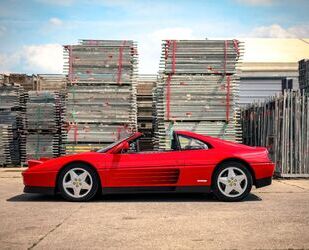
(239, 62), (299, 107)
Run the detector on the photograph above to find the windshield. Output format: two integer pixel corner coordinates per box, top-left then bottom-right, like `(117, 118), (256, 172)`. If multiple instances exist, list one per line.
(96, 135), (133, 153)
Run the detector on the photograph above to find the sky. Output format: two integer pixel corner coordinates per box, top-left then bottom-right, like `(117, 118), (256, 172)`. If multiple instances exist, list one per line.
(0, 0), (309, 74)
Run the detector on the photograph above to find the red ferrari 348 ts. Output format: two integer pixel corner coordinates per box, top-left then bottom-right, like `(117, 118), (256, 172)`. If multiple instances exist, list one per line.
(22, 131), (275, 202)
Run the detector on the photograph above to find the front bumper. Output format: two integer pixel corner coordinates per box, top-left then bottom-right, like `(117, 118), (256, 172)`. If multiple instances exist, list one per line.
(24, 186), (55, 195)
(22, 170), (57, 187)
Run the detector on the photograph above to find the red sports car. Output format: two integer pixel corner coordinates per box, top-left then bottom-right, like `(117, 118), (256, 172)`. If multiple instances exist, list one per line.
(22, 131), (275, 202)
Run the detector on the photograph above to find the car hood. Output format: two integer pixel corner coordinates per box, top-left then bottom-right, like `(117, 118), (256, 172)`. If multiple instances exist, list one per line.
(27, 152), (106, 170)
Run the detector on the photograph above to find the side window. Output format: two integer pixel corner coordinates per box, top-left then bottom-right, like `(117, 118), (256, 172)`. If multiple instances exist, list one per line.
(178, 135), (208, 150)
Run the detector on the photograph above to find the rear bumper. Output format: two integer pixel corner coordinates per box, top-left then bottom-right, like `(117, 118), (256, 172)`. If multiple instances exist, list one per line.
(252, 162), (275, 179)
(255, 177), (272, 188)
(24, 186), (55, 195)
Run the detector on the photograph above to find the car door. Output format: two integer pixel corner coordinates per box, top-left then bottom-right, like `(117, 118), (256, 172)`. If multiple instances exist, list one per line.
(103, 150), (184, 187)
(176, 133), (218, 186)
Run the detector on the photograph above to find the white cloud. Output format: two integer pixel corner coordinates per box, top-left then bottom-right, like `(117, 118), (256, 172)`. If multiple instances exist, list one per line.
(0, 44), (63, 74)
(235, 0), (276, 5)
(288, 25), (309, 38)
(247, 24), (309, 38)
(49, 17), (63, 26)
(22, 44), (63, 73)
(249, 24), (295, 38)
(138, 28), (196, 74)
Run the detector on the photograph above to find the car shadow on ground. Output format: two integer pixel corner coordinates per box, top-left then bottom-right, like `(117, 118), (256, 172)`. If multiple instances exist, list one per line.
(7, 193), (262, 203)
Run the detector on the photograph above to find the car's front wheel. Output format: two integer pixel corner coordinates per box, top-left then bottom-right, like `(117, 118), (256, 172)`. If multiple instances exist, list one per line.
(58, 163), (99, 202)
(212, 161), (252, 202)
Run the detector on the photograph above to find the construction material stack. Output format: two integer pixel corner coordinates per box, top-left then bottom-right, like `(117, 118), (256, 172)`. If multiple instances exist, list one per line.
(7, 74), (35, 91)
(242, 90), (309, 177)
(63, 40), (138, 154)
(24, 91), (65, 162)
(36, 74), (67, 91)
(299, 59), (309, 94)
(154, 40), (243, 149)
(137, 75), (156, 150)
(0, 83), (25, 166)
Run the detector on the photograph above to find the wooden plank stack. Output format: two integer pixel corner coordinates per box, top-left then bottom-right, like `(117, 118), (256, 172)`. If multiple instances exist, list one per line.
(154, 40), (243, 149)
(0, 83), (25, 166)
(137, 75), (156, 150)
(63, 40), (138, 153)
(24, 91), (65, 162)
(299, 59), (309, 94)
(242, 90), (309, 177)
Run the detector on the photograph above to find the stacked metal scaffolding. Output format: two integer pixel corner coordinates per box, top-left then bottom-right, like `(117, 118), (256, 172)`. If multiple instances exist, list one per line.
(242, 90), (309, 177)
(137, 75), (156, 150)
(154, 40), (243, 149)
(0, 83), (25, 166)
(63, 40), (138, 153)
(36, 74), (67, 91)
(5, 74), (35, 91)
(24, 91), (65, 162)
(299, 59), (309, 94)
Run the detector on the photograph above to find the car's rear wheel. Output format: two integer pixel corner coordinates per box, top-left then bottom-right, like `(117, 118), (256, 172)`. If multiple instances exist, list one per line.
(212, 161), (252, 202)
(58, 163), (99, 202)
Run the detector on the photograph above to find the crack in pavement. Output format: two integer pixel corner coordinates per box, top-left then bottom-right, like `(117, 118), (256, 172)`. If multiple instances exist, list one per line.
(276, 180), (308, 190)
(28, 205), (83, 250)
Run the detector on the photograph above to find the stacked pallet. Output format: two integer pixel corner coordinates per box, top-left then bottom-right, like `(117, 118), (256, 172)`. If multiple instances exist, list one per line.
(36, 74), (67, 91)
(137, 75), (156, 150)
(63, 40), (138, 153)
(24, 91), (65, 161)
(0, 83), (25, 166)
(299, 59), (309, 94)
(154, 40), (243, 149)
(7, 74), (35, 91)
(242, 90), (309, 177)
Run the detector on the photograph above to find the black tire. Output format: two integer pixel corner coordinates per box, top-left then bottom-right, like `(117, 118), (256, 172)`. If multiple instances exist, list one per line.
(212, 161), (253, 202)
(58, 163), (100, 202)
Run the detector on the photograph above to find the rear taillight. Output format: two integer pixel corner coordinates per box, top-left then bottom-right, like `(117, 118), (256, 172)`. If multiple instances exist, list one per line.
(267, 150), (273, 162)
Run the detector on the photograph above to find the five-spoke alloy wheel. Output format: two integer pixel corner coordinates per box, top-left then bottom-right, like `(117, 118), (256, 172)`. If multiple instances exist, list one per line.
(58, 163), (99, 202)
(212, 161), (252, 202)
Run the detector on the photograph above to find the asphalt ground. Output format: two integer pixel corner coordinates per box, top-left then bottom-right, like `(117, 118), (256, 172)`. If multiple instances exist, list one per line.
(0, 168), (308, 250)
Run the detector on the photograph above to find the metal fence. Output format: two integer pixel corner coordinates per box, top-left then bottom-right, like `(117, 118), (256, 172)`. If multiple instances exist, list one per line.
(299, 59), (309, 94)
(242, 90), (309, 177)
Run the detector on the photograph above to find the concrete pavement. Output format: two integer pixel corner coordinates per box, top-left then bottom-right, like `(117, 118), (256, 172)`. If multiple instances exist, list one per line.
(0, 168), (308, 249)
